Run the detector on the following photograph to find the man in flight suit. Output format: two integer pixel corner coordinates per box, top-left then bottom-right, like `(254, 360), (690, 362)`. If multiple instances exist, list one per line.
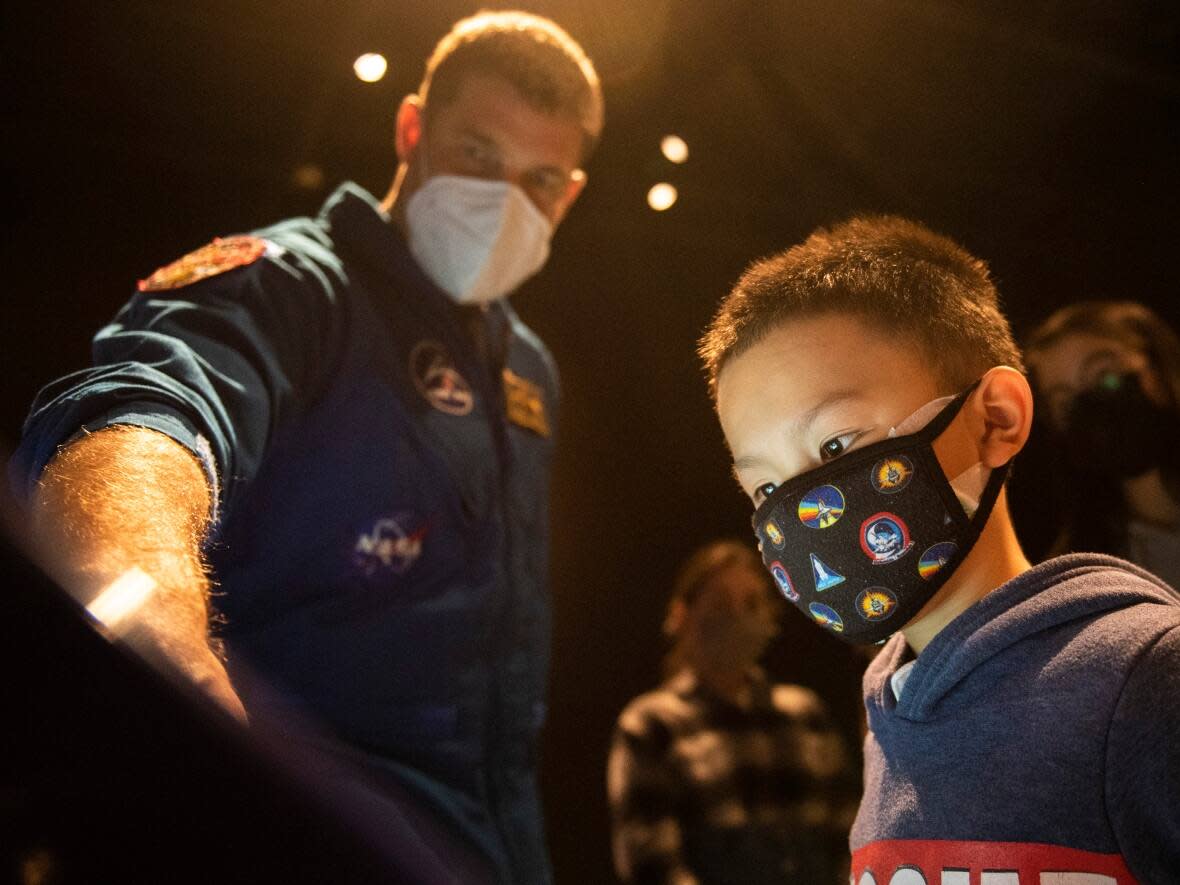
(11, 11), (603, 883)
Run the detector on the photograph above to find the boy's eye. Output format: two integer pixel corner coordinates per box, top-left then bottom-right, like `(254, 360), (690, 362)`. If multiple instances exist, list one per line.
(753, 482), (778, 505)
(819, 433), (860, 463)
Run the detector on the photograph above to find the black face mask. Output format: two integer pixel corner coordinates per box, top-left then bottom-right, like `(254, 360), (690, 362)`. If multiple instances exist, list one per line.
(751, 384), (1009, 645)
(1062, 371), (1179, 479)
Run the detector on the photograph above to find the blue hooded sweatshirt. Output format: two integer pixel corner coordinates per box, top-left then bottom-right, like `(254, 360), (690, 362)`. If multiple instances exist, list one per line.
(851, 554), (1180, 884)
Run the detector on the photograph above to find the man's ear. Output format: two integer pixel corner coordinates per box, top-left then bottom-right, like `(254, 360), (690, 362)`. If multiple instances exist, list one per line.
(551, 170), (587, 228)
(662, 597), (686, 639)
(968, 367), (1035, 468)
(395, 95), (424, 163)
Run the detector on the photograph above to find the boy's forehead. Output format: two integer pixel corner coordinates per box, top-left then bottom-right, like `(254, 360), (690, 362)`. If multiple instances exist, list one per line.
(717, 315), (941, 438)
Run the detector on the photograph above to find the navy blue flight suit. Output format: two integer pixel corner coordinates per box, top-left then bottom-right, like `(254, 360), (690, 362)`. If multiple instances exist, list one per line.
(13, 183), (559, 883)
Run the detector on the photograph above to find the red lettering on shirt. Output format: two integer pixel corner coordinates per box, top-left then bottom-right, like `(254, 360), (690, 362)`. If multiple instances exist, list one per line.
(852, 840), (1135, 884)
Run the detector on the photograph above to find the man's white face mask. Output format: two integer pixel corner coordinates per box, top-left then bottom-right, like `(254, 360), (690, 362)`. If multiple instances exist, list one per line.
(406, 174), (553, 306)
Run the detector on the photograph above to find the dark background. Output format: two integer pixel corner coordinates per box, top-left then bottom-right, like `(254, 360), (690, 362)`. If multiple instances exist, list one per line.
(4, 1), (1178, 881)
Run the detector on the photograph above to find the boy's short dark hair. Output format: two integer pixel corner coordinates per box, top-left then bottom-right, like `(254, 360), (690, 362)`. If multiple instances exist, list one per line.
(420, 10), (604, 160)
(700, 215), (1025, 397)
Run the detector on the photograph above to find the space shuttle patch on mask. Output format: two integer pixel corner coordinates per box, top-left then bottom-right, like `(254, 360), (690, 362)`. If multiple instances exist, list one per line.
(137, 236), (268, 292)
(503, 368), (550, 437)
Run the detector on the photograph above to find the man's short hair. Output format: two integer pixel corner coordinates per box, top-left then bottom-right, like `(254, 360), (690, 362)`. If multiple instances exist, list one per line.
(420, 10), (604, 160)
(700, 215), (1025, 398)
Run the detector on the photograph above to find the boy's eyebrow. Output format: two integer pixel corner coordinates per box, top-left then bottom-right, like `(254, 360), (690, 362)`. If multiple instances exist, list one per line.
(792, 389), (864, 434)
(731, 388), (865, 473)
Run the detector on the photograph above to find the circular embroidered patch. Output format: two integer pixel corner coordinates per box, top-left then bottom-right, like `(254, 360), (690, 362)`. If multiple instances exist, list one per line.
(871, 456), (914, 494)
(798, 484), (846, 529)
(856, 587), (898, 621)
(769, 560), (798, 601)
(918, 541), (958, 579)
(808, 601), (844, 633)
(409, 340), (474, 416)
(138, 235), (267, 292)
(764, 520), (786, 549)
(860, 512), (914, 564)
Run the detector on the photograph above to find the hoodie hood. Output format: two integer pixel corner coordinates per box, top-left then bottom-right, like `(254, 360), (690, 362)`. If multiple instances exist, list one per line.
(865, 553), (1180, 723)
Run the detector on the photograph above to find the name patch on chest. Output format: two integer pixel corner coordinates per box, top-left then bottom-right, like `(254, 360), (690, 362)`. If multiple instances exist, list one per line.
(503, 368), (550, 437)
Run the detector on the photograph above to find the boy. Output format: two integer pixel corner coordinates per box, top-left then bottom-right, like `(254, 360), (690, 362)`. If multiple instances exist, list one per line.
(699, 216), (1180, 882)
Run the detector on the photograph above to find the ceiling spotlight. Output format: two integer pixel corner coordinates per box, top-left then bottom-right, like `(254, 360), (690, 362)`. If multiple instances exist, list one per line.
(292, 163), (325, 191)
(660, 134), (689, 164)
(647, 182), (678, 212)
(353, 53), (388, 83)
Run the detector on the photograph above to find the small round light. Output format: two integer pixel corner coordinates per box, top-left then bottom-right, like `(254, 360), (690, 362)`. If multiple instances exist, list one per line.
(353, 53), (388, 83)
(647, 182), (678, 212)
(661, 134), (689, 164)
(292, 163), (325, 190)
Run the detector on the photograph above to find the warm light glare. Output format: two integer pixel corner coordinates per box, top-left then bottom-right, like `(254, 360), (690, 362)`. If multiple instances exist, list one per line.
(647, 182), (678, 211)
(661, 134), (689, 164)
(353, 53), (388, 83)
(87, 567), (157, 630)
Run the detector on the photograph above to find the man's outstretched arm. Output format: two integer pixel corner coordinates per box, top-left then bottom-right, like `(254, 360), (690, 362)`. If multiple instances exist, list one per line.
(31, 425), (246, 721)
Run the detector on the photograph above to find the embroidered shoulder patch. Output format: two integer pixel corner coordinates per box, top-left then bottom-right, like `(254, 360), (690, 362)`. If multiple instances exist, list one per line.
(137, 235), (267, 292)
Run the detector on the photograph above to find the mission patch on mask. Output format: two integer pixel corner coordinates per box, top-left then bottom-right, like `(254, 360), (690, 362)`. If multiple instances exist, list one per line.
(871, 456), (914, 494)
(808, 602), (844, 632)
(764, 520), (786, 548)
(856, 587), (898, 621)
(770, 561), (798, 601)
(918, 542), (959, 579)
(861, 512), (914, 564)
(138, 235), (268, 292)
(809, 553), (845, 592)
(798, 484), (846, 529)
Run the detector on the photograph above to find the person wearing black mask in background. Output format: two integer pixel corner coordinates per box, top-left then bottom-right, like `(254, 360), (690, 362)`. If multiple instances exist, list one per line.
(1025, 300), (1180, 585)
(607, 540), (858, 885)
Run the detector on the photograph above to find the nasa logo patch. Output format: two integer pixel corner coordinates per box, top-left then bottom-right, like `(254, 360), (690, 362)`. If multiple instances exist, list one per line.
(860, 512), (914, 564)
(410, 340), (474, 416)
(137, 235), (268, 292)
(354, 513), (428, 576)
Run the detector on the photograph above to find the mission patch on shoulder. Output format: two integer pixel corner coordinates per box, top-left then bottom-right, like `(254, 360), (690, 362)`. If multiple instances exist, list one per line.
(137, 235), (267, 292)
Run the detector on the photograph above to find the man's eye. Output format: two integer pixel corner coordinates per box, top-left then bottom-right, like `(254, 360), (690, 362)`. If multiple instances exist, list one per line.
(460, 141), (498, 172)
(753, 482), (778, 505)
(820, 433), (858, 462)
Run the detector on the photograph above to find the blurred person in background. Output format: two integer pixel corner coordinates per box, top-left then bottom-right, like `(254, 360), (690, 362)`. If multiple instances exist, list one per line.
(1025, 300), (1180, 586)
(607, 540), (858, 885)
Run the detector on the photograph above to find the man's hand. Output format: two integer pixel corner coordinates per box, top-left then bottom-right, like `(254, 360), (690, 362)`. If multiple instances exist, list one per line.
(32, 425), (247, 723)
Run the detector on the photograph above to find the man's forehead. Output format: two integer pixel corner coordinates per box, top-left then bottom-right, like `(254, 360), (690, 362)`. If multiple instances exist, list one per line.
(428, 73), (584, 169)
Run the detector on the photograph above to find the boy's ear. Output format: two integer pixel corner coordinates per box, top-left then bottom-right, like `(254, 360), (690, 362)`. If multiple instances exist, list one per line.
(968, 367), (1034, 467)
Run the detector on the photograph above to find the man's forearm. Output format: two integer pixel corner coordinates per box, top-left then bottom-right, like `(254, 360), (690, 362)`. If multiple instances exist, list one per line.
(32, 425), (245, 719)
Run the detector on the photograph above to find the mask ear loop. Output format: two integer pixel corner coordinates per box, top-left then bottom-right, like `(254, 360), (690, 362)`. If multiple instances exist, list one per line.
(906, 380), (983, 444)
